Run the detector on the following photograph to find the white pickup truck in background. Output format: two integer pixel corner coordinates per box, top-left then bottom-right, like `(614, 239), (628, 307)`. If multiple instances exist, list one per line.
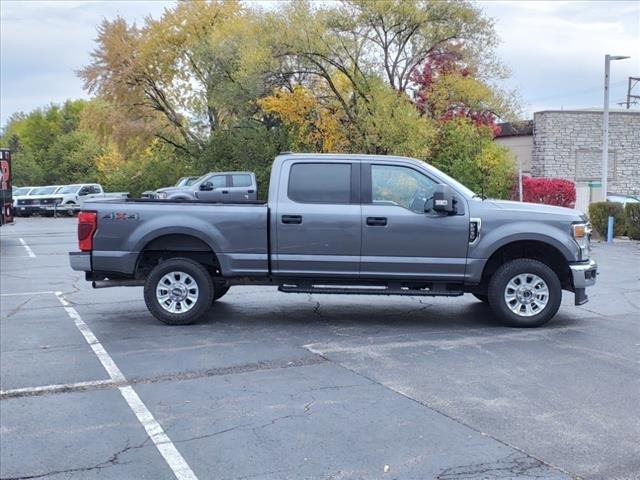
(39, 183), (129, 216)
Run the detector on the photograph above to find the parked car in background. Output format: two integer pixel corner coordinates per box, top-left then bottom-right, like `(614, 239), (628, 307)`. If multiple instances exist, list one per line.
(141, 176), (202, 199)
(606, 193), (640, 207)
(39, 183), (129, 216)
(15, 185), (63, 216)
(154, 172), (257, 202)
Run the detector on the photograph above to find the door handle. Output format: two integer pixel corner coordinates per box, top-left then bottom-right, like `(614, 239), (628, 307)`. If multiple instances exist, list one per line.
(247, 189), (255, 194)
(282, 215), (302, 224)
(366, 217), (387, 226)
(221, 190), (229, 194)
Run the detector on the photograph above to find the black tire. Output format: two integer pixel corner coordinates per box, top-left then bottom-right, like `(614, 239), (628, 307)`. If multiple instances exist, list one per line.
(144, 257), (213, 325)
(212, 284), (230, 302)
(65, 203), (77, 217)
(487, 258), (561, 328)
(472, 293), (489, 303)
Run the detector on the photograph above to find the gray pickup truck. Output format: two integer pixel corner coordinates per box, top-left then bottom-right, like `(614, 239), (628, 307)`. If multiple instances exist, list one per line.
(154, 171), (257, 202)
(69, 153), (597, 328)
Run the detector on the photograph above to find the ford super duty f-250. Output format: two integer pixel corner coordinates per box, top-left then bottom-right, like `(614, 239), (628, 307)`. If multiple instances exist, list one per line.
(69, 153), (597, 327)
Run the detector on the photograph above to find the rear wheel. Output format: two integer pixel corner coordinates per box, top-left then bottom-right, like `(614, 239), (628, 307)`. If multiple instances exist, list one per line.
(488, 258), (561, 328)
(144, 257), (213, 325)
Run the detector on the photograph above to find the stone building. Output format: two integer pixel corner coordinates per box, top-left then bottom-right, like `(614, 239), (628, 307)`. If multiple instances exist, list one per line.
(496, 109), (640, 205)
(532, 109), (639, 197)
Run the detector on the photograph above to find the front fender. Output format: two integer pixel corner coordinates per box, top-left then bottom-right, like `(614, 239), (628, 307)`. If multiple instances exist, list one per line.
(471, 221), (579, 262)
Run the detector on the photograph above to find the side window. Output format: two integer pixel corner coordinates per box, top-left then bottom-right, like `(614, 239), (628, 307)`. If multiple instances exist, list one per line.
(288, 163), (351, 204)
(371, 164), (437, 212)
(89, 185), (101, 194)
(208, 175), (226, 188)
(231, 174), (252, 187)
(78, 186), (90, 196)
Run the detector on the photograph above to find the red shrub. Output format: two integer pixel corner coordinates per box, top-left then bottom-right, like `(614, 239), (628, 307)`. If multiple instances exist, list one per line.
(519, 177), (576, 208)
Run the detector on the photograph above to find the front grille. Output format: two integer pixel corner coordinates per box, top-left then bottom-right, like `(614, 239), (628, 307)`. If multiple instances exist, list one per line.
(18, 199), (32, 205)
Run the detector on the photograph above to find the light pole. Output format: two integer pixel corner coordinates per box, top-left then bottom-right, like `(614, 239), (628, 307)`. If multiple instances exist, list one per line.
(602, 54), (630, 199)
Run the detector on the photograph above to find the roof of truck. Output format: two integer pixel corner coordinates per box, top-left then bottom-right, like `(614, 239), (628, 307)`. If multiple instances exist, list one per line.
(277, 153), (420, 162)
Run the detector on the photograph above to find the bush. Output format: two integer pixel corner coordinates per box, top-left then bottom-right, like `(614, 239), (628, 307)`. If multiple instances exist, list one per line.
(624, 203), (640, 240)
(520, 177), (576, 208)
(588, 202), (625, 238)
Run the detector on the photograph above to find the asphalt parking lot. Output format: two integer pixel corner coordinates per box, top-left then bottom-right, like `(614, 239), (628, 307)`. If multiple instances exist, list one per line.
(1, 217), (639, 480)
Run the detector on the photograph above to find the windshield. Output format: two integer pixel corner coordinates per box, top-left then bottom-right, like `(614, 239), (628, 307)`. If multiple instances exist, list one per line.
(174, 177), (199, 187)
(419, 161), (476, 198)
(14, 187), (31, 196)
(30, 186), (58, 195)
(184, 177), (199, 186)
(57, 185), (81, 194)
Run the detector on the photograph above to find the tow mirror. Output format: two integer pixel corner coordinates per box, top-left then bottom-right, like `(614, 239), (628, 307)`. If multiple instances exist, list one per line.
(200, 182), (213, 191)
(432, 184), (456, 214)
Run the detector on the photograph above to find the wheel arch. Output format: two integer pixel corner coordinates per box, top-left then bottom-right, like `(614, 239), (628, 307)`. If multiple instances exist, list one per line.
(135, 233), (221, 278)
(479, 240), (573, 292)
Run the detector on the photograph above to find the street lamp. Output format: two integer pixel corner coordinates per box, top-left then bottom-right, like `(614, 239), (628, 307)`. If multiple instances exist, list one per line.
(602, 54), (630, 200)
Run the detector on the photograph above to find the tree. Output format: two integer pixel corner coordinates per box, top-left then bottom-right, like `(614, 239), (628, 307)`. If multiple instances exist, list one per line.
(79, 1), (281, 156)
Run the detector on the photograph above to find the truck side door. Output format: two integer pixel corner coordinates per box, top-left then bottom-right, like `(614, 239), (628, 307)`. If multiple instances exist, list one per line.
(360, 162), (469, 281)
(228, 173), (257, 201)
(274, 160), (361, 277)
(196, 174), (228, 202)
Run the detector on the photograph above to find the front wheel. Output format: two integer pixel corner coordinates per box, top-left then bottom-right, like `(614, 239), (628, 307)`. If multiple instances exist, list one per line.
(144, 258), (213, 325)
(487, 258), (561, 328)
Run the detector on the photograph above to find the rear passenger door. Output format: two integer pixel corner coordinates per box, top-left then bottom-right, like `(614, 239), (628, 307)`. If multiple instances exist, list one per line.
(228, 174), (256, 201)
(274, 160), (361, 277)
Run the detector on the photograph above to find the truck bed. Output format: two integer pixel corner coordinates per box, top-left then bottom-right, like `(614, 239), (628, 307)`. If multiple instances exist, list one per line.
(86, 199), (269, 277)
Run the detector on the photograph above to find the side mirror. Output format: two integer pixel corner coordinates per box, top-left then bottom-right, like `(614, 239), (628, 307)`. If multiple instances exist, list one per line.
(432, 184), (456, 214)
(200, 182), (213, 191)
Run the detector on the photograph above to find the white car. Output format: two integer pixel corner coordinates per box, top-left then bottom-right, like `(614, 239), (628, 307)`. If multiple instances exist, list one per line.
(39, 183), (129, 216)
(12, 186), (35, 211)
(14, 185), (63, 216)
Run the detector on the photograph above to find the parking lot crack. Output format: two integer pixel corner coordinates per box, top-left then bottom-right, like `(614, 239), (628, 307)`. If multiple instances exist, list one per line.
(0, 438), (148, 479)
(436, 452), (555, 479)
(2, 298), (32, 319)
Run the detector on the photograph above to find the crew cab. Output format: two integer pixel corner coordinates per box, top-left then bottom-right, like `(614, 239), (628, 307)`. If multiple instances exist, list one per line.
(154, 171), (257, 202)
(69, 154), (597, 328)
(39, 183), (129, 216)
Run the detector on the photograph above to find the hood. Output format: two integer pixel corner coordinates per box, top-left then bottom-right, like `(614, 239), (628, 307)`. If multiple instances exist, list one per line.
(155, 186), (191, 195)
(477, 199), (585, 220)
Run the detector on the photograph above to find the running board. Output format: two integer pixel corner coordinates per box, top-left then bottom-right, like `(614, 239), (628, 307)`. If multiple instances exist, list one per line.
(278, 285), (463, 297)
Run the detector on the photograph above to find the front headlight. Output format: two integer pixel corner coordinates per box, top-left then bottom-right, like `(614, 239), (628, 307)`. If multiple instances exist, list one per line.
(156, 191), (167, 199)
(572, 222), (591, 260)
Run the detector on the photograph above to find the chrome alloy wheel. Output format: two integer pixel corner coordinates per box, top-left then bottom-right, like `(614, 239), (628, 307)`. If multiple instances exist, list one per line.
(156, 271), (199, 313)
(504, 273), (549, 317)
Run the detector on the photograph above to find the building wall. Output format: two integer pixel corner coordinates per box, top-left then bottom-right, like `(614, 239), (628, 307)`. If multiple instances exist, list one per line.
(495, 135), (533, 174)
(532, 110), (640, 196)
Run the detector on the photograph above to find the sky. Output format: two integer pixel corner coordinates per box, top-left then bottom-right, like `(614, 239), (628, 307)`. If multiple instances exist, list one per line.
(1, 0), (639, 128)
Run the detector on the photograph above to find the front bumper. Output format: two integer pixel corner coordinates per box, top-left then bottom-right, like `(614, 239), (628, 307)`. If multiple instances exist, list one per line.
(69, 252), (91, 272)
(570, 258), (597, 289)
(16, 205), (40, 215)
(570, 258), (597, 306)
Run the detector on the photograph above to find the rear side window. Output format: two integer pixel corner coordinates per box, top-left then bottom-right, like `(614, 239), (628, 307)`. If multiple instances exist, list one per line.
(231, 174), (252, 187)
(288, 163), (351, 204)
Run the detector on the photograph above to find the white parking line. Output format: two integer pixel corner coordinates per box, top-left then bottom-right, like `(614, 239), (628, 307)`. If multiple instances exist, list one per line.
(0, 291), (58, 297)
(54, 292), (198, 480)
(1, 379), (116, 399)
(18, 237), (36, 258)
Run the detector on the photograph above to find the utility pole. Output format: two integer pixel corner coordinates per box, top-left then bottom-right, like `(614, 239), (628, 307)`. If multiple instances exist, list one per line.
(602, 55), (630, 200)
